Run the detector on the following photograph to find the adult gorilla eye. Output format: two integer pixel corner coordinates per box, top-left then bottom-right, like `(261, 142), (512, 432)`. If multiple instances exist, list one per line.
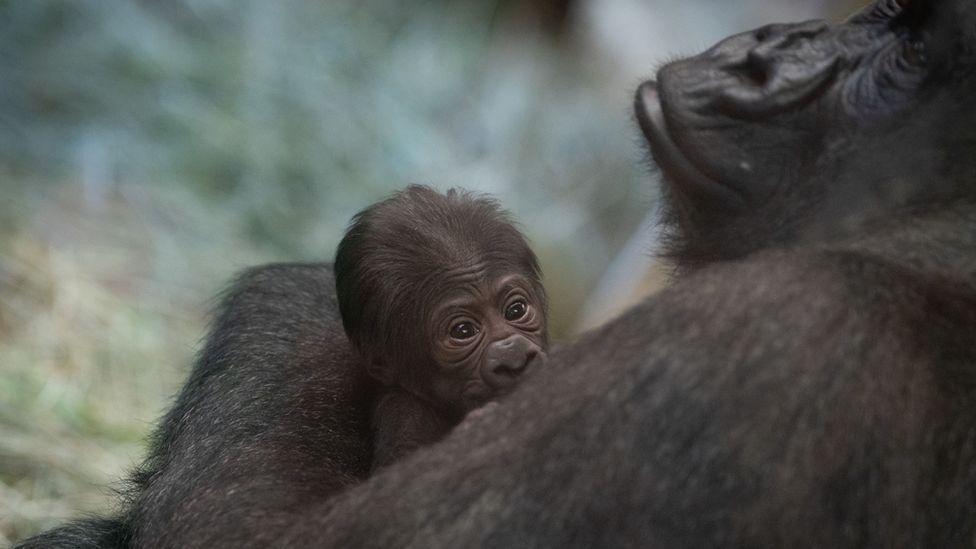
(504, 300), (528, 321)
(450, 322), (478, 340)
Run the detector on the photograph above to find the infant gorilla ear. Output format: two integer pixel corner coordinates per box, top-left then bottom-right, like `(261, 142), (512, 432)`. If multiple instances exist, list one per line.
(334, 185), (549, 470)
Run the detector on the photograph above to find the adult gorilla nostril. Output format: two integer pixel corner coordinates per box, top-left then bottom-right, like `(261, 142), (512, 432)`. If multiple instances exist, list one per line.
(753, 23), (786, 42)
(742, 52), (772, 86)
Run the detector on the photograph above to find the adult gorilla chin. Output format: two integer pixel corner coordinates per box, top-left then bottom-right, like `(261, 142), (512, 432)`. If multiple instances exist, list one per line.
(17, 0), (976, 547)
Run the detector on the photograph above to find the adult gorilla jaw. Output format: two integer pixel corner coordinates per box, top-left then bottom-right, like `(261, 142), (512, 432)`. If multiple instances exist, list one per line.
(634, 81), (745, 208)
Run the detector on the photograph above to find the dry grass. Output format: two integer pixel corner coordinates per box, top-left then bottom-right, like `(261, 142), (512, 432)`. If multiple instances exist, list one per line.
(0, 185), (276, 543)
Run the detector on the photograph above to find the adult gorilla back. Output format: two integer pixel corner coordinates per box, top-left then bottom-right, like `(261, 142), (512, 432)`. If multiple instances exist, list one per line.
(23, 0), (976, 547)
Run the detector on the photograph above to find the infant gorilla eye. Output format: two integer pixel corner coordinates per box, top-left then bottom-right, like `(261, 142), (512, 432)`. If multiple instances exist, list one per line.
(504, 300), (528, 321)
(449, 322), (479, 340)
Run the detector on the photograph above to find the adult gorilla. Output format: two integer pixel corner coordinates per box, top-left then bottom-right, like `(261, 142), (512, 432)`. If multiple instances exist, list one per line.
(309, 1), (976, 546)
(19, 0), (976, 547)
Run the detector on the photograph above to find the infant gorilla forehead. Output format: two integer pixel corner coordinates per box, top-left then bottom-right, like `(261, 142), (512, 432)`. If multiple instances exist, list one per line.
(335, 184), (549, 415)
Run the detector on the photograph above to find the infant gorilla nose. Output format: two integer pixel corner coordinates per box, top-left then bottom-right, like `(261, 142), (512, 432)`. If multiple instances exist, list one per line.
(483, 334), (544, 389)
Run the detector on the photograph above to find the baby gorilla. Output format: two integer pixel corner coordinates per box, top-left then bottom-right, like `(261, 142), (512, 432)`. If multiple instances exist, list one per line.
(335, 185), (549, 470)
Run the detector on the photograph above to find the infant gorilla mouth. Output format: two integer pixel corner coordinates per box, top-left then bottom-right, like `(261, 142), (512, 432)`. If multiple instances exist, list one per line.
(334, 184), (549, 470)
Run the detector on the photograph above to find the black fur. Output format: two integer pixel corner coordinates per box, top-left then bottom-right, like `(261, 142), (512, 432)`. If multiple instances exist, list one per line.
(104, 264), (373, 548)
(14, 517), (128, 549)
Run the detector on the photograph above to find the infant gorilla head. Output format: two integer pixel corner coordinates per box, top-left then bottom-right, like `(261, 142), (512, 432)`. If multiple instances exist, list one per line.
(335, 185), (548, 467)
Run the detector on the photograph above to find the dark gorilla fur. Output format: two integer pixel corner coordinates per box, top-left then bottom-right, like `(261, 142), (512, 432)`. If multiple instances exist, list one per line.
(17, 0), (976, 547)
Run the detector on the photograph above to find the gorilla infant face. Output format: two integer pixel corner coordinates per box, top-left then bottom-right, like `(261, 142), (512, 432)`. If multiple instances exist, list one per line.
(427, 270), (547, 413)
(335, 185), (549, 418)
(636, 0), (976, 265)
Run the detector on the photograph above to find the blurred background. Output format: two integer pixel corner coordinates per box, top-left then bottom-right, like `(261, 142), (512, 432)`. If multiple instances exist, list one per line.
(0, 0), (863, 543)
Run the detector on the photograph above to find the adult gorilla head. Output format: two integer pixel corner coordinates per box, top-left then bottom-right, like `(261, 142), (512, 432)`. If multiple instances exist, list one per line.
(638, 0), (976, 267)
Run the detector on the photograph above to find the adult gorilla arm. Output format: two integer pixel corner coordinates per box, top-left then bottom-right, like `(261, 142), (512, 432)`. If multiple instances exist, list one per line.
(128, 264), (376, 547)
(305, 209), (976, 548)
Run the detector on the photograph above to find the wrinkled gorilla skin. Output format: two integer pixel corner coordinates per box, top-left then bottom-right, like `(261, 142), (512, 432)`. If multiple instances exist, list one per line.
(17, 0), (976, 547)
